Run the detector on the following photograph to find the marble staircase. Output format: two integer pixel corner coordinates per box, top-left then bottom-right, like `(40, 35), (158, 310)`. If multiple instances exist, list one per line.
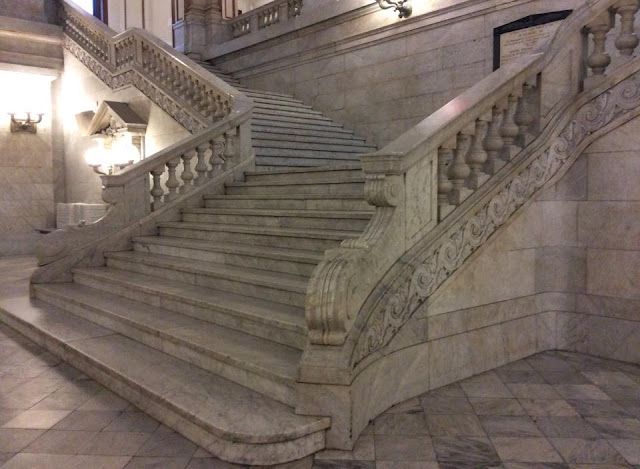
(0, 64), (378, 463)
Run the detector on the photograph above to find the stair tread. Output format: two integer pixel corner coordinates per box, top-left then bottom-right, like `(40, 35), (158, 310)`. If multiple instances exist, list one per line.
(183, 208), (373, 220)
(157, 221), (362, 239)
(205, 194), (368, 200)
(35, 282), (301, 383)
(106, 251), (309, 293)
(72, 266), (306, 333)
(133, 236), (324, 264)
(228, 177), (365, 187)
(246, 163), (362, 175)
(0, 295), (329, 445)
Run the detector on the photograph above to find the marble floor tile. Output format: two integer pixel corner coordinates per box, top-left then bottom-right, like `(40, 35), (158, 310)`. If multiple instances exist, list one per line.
(103, 412), (160, 433)
(78, 390), (131, 412)
(420, 396), (475, 415)
(540, 372), (591, 385)
(602, 385), (640, 401)
(1, 409), (71, 429)
(586, 418), (640, 439)
(496, 370), (547, 384)
(384, 397), (422, 414)
(53, 410), (120, 431)
(29, 390), (93, 411)
(0, 428), (44, 452)
(480, 416), (543, 437)
(519, 399), (580, 417)
(78, 431), (151, 456)
(549, 438), (627, 464)
(526, 354), (576, 372)
(22, 429), (98, 454)
(508, 384), (563, 400)
(470, 398), (527, 416)
(313, 461), (376, 469)
(426, 414), (487, 436)
(502, 463), (569, 469)
(582, 372), (638, 387)
(554, 385), (612, 401)
(491, 437), (564, 462)
(460, 372), (513, 398)
(432, 435), (500, 463)
(617, 400), (640, 418)
(535, 417), (600, 438)
(135, 426), (197, 458)
(374, 435), (436, 460)
(123, 456), (191, 468)
(608, 439), (640, 465)
(373, 412), (429, 435)
(568, 400), (632, 418)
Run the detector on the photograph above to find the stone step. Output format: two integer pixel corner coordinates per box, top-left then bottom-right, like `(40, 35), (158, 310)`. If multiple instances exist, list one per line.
(105, 251), (308, 308)
(181, 208), (372, 231)
(254, 101), (323, 116)
(252, 113), (343, 128)
(71, 266), (307, 349)
(251, 123), (355, 138)
(33, 282), (300, 405)
(251, 96), (317, 111)
(253, 139), (373, 154)
(133, 236), (322, 277)
(0, 296), (328, 465)
(251, 131), (369, 147)
(204, 194), (372, 211)
(157, 222), (356, 251)
(254, 157), (360, 170)
(238, 87), (303, 103)
(254, 147), (366, 161)
(244, 164), (362, 183)
(225, 178), (364, 196)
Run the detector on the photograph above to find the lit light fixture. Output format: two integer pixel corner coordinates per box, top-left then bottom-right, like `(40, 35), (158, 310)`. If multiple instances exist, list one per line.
(376, 0), (412, 18)
(9, 112), (44, 133)
(85, 137), (137, 175)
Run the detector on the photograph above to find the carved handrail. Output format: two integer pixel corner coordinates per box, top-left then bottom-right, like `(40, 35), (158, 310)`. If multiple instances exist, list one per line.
(62, 0), (242, 132)
(32, 0), (254, 282)
(229, 0), (303, 38)
(305, 0), (636, 354)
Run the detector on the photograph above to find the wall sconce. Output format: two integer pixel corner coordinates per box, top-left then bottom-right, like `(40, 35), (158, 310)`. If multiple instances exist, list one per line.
(376, 0), (412, 18)
(9, 112), (44, 133)
(85, 137), (138, 176)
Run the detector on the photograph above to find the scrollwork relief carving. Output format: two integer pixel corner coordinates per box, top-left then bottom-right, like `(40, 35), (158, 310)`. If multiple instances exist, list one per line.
(353, 71), (640, 366)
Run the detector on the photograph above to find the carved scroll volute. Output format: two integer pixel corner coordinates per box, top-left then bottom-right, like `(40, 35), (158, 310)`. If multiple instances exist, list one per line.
(306, 173), (404, 345)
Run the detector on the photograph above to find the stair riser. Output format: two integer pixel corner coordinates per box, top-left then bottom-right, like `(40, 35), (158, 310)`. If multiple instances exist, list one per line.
(157, 226), (343, 252)
(253, 111), (336, 125)
(244, 169), (362, 184)
(252, 124), (354, 138)
(254, 105), (323, 118)
(255, 159), (361, 169)
(106, 257), (306, 308)
(72, 271), (307, 350)
(252, 119), (346, 133)
(133, 241), (318, 277)
(226, 183), (364, 196)
(33, 286), (295, 405)
(252, 132), (369, 147)
(253, 141), (371, 154)
(181, 213), (370, 231)
(204, 198), (372, 211)
(158, 226), (342, 251)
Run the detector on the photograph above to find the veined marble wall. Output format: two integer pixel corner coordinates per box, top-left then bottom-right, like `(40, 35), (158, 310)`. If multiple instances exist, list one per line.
(61, 49), (191, 204)
(0, 74), (55, 255)
(213, 0), (582, 147)
(0, 0), (58, 24)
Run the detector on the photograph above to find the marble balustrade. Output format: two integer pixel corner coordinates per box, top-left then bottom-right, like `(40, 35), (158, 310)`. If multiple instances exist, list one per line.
(229, 0), (303, 38)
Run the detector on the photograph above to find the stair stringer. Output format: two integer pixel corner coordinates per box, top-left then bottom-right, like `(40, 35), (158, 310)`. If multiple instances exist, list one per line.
(297, 58), (640, 450)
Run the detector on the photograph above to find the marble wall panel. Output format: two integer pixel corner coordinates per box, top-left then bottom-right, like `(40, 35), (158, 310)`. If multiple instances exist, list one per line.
(586, 249), (640, 300)
(0, 0), (58, 24)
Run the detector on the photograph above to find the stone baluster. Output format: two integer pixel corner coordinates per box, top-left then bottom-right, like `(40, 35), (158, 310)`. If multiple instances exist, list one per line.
(208, 136), (226, 178)
(484, 105), (505, 175)
(615, 0), (640, 56)
(437, 143), (455, 221)
(466, 113), (490, 190)
(224, 129), (238, 164)
(164, 158), (181, 202)
(195, 143), (211, 185)
(180, 150), (196, 193)
(515, 83), (536, 148)
(150, 167), (165, 211)
(448, 128), (473, 205)
(585, 12), (613, 88)
(500, 93), (521, 161)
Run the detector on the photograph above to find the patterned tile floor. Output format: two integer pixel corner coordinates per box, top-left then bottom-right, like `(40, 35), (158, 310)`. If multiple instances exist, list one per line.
(0, 257), (639, 468)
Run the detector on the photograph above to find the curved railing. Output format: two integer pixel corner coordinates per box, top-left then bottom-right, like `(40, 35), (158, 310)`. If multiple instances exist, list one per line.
(32, 0), (254, 282)
(304, 0), (638, 360)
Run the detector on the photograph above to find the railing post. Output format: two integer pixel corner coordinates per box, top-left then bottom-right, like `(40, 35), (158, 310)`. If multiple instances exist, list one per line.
(614, 0), (640, 57)
(584, 11), (614, 89)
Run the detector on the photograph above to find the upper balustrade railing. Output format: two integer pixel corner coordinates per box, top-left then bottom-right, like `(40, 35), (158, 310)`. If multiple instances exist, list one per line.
(229, 0), (303, 38)
(33, 0), (254, 279)
(305, 0), (640, 357)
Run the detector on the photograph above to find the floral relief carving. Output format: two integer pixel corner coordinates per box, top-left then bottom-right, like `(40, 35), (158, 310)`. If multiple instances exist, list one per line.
(353, 70), (640, 366)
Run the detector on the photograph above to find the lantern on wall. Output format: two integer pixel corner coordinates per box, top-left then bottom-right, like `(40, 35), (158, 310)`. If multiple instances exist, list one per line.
(376, 0), (412, 18)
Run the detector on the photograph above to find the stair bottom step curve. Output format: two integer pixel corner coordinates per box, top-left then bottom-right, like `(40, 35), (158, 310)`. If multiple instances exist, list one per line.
(0, 295), (329, 466)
